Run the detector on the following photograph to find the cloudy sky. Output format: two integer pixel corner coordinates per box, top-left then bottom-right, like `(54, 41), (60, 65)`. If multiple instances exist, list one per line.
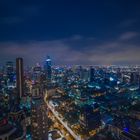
(0, 0), (140, 66)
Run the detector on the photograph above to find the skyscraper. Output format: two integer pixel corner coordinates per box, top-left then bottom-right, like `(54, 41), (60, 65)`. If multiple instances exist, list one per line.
(44, 56), (52, 81)
(16, 58), (24, 100)
(79, 104), (101, 131)
(33, 63), (42, 82)
(6, 61), (14, 75)
(6, 61), (14, 83)
(90, 67), (95, 82)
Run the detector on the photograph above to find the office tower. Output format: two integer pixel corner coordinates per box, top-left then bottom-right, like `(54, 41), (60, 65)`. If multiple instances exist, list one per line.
(6, 61), (14, 75)
(130, 72), (139, 85)
(79, 104), (101, 131)
(33, 63), (42, 82)
(130, 73), (135, 84)
(77, 65), (83, 78)
(78, 66), (89, 81)
(16, 58), (24, 100)
(90, 67), (95, 82)
(31, 85), (48, 140)
(6, 61), (14, 83)
(83, 69), (89, 81)
(44, 56), (52, 81)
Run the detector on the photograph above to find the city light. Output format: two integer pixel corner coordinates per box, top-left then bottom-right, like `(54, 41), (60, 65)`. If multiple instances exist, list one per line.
(0, 1), (140, 140)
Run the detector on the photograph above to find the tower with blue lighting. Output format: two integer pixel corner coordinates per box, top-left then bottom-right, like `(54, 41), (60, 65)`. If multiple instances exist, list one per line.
(44, 56), (52, 82)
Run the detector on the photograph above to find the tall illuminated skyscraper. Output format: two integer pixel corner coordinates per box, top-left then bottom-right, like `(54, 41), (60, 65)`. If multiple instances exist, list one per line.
(16, 58), (24, 100)
(44, 56), (52, 81)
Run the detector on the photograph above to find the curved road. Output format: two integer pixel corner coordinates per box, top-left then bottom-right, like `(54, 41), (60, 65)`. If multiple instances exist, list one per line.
(44, 90), (82, 140)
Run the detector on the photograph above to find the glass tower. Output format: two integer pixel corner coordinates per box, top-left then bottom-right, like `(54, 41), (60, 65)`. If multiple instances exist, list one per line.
(44, 56), (52, 81)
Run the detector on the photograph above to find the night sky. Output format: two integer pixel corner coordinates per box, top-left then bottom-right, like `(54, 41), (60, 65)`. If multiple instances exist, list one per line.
(0, 0), (140, 66)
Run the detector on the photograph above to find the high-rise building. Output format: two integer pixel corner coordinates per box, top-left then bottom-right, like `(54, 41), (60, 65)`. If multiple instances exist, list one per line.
(6, 61), (14, 83)
(6, 61), (14, 75)
(90, 67), (95, 82)
(33, 63), (42, 82)
(44, 56), (52, 81)
(79, 104), (101, 131)
(130, 72), (139, 85)
(16, 58), (24, 100)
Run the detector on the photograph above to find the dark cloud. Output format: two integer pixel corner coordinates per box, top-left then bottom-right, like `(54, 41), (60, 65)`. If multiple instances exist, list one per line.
(0, 0), (140, 65)
(119, 32), (139, 41)
(0, 32), (140, 66)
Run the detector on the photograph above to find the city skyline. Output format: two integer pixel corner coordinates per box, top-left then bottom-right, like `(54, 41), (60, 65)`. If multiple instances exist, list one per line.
(0, 0), (140, 65)
(1, 1), (140, 139)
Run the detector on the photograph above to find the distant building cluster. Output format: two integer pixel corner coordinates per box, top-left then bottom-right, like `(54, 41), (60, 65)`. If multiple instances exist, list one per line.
(0, 56), (140, 140)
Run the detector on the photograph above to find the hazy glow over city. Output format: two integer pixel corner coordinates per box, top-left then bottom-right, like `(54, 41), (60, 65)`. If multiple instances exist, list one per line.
(0, 0), (140, 65)
(0, 1), (140, 140)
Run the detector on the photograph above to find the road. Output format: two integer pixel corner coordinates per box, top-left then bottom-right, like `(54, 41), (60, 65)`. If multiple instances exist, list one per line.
(44, 90), (82, 140)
